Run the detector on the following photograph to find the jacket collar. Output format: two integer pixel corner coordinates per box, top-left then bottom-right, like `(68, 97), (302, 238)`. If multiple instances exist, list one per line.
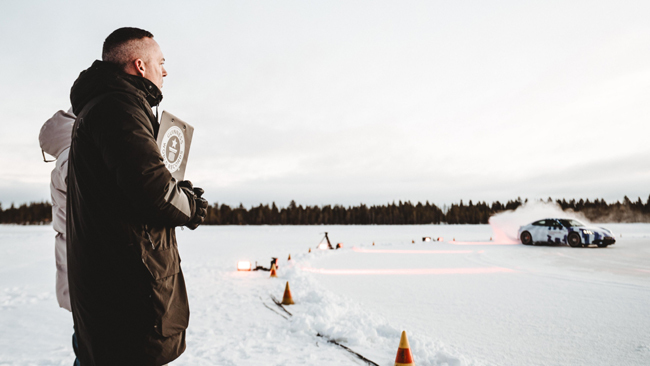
(70, 60), (164, 115)
(121, 71), (163, 108)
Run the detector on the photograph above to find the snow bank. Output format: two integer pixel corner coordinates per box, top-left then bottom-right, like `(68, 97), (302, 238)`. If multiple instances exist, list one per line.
(279, 250), (477, 366)
(174, 246), (473, 366)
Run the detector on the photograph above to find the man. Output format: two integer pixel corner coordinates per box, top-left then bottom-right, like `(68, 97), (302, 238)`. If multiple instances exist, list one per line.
(67, 27), (207, 365)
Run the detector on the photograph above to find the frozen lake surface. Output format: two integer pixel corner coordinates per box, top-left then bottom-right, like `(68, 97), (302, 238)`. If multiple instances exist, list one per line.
(1, 223), (649, 365)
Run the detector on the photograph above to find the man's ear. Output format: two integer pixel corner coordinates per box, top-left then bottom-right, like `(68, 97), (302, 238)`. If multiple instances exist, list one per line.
(133, 58), (146, 77)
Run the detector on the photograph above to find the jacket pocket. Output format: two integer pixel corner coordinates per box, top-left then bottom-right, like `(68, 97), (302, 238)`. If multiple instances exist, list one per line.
(142, 247), (189, 337)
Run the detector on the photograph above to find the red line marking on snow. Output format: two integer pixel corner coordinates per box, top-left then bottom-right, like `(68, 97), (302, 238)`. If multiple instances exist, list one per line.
(300, 266), (516, 275)
(352, 247), (473, 254)
(637, 269), (650, 273)
(451, 241), (519, 246)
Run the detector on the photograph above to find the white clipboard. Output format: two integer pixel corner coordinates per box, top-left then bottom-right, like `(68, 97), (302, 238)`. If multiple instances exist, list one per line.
(156, 111), (194, 181)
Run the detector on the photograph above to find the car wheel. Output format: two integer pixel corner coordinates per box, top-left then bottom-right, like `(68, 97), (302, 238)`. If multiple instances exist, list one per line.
(520, 231), (533, 245)
(568, 232), (582, 247)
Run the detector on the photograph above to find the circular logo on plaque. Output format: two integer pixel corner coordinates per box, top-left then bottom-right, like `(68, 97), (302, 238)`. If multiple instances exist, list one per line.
(160, 126), (185, 173)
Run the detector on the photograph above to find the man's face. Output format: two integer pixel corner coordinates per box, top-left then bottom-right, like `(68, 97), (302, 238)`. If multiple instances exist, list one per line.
(143, 38), (167, 90)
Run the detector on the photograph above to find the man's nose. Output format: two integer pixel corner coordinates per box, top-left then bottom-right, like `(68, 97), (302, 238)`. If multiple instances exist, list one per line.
(162, 66), (168, 77)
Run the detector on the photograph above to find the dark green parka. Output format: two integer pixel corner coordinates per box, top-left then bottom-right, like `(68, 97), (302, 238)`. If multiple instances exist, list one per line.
(67, 60), (194, 365)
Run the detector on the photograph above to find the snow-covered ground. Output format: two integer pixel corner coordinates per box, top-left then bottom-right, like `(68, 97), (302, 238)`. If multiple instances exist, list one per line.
(1, 223), (649, 365)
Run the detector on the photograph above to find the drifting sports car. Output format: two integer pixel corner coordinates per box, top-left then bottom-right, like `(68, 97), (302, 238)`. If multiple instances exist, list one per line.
(518, 218), (616, 248)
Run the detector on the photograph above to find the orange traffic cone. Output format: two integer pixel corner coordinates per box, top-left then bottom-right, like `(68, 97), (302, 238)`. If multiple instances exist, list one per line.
(411, 240), (415, 243)
(394, 331), (415, 366)
(288, 254), (291, 261)
(308, 248), (312, 253)
(281, 281), (294, 305)
(373, 242), (375, 246)
(270, 263), (278, 278)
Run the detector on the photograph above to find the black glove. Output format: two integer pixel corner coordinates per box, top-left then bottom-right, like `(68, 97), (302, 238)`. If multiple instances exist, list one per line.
(177, 180), (194, 192)
(187, 196), (208, 230)
(178, 180), (208, 230)
(193, 187), (205, 198)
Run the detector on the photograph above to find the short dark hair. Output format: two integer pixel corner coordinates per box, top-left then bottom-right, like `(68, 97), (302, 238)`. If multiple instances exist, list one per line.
(102, 27), (154, 67)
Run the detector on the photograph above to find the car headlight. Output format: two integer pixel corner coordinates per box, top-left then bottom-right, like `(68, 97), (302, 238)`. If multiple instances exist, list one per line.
(582, 230), (593, 235)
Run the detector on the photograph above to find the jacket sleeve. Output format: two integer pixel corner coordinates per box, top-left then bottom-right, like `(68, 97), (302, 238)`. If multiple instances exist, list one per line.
(89, 96), (194, 227)
(50, 148), (69, 235)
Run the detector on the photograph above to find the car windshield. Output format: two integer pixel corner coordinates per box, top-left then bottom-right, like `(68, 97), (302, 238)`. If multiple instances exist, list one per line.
(558, 219), (585, 227)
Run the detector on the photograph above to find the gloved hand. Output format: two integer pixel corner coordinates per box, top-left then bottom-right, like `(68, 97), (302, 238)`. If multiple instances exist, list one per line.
(187, 195), (208, 230)
(178, 180), (208, 230)
(193, 187), (205, 198)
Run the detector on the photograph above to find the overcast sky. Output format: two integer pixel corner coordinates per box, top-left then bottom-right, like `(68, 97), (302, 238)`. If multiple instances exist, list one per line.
(1, 0), (649, 208)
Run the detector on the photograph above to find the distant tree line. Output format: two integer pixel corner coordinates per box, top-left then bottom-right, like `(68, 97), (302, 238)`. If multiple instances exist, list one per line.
(202, 196), (650, 224)
(204, 200), (446, 225)
(2, 196), (649, 225)
(555, 196), (650, 223)
(0, 201), (53, 225)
